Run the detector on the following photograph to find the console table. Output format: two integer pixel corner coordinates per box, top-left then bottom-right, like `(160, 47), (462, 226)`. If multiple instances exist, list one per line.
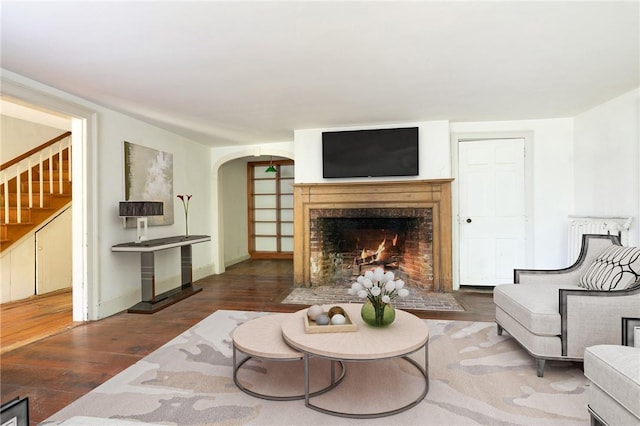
(111, 235), (210, 313)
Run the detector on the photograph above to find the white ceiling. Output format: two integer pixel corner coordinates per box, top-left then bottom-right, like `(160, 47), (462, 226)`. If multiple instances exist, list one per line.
(1, 1), (638, 147)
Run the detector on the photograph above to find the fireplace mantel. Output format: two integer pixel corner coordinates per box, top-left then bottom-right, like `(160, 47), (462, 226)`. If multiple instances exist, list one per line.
(294, 179), (453, 292)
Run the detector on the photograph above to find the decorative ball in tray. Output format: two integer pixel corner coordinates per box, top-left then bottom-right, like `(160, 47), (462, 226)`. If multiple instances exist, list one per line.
(304, 305), (357, 333)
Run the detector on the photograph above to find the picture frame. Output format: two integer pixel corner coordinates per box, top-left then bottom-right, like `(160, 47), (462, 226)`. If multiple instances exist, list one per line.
(0, 397), (29, 426)
(123, 141), (174, 227)
(622, 317), (640, 347)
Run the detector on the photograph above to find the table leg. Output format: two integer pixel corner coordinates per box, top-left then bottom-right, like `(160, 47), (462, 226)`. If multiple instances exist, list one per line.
(304, 345), (429, 418)
(140, 252), (155, 302)
(232, 344), (237, 375)
(125, 239), (204, 313)
(304, 352), (310, 407)
(331, 360), (335, 384)
(181, 244), (193, 289)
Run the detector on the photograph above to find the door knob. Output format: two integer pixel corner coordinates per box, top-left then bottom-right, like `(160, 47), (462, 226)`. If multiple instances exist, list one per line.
(466, 218), (472, 223)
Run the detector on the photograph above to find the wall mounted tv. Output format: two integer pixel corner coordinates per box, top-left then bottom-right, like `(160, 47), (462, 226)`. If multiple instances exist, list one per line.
(322, 127), (419, 178)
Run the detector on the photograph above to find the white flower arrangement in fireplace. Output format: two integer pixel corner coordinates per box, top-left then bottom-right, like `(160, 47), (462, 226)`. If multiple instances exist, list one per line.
(348, 267), (410, 326)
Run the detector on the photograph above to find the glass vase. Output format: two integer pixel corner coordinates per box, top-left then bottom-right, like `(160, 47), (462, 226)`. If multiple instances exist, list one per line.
(361, 301), (395, 327)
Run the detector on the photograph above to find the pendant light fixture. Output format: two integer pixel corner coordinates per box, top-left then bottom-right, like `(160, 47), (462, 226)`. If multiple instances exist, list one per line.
(265, 156), (277, 173)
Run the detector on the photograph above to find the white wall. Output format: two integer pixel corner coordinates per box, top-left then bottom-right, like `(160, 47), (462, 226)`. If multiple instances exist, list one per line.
(1, 115), (67, 162)
(573, 88), (639, 246)
(1, 99), (70, 131)
(36, 207), (72, 294)
(0, 235), (35, 302)
(2, 70), (216, 319)
(294, 119), (576, 272)
(294, 121), (451, 183)
(451, 119), (574, 269)
(220, 158), (250, 266)
(98, 108), (215, 316)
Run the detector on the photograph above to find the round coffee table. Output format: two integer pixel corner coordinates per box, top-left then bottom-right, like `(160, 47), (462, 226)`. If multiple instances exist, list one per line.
(232, 313), (345, 401)
(281, 303), (429, 418)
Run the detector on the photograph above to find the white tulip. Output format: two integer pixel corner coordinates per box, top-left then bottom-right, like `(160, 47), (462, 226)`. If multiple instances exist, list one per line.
(363, 278), (373, 289)
(364, 270), (374, 280)
(373, 268), (385, 283)
(370, 286), (381, 296)
(385, 281), (396, 292)
(398, 288), (410, 298)
(357, 275), (365, 284)
(357, 289), (368, 298)
(382, 295), (391, 304)
(384, 271), (395, 282)
(351, 282), (363, 291)
(395, 279), (405, 290)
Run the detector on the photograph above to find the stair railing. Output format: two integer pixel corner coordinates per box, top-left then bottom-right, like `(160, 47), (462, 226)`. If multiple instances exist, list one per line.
(1, 132), (72, 224)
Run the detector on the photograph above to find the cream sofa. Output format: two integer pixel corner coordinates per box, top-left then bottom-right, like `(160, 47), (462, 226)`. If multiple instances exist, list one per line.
(584, 344), (640, 426)
(493, 234), (640, 377)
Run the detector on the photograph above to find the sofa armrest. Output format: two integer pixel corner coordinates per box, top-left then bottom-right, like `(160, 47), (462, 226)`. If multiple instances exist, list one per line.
(515, 268), (584, 285)
(514, 234), (620, 284)
(560, 283), (640, 357)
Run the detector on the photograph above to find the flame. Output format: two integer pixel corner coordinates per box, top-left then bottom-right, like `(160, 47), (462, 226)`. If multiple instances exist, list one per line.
(357, 237), (393, 264)
(374, 238), (386, 262)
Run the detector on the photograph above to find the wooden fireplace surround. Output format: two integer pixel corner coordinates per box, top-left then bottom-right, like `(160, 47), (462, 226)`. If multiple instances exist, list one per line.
(294, 179), (453, 292)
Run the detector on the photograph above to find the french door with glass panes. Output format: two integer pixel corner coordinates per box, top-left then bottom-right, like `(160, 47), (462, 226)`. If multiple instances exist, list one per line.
(248, 160), (294, 259)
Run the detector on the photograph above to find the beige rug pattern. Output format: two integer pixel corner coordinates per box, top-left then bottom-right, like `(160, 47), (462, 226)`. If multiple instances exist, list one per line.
(42, 310), (589, 425)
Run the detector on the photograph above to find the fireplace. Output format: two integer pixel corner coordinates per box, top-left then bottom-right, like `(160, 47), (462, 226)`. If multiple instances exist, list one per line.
(311, 208), (434, 289)
(294, 180), (453, 292)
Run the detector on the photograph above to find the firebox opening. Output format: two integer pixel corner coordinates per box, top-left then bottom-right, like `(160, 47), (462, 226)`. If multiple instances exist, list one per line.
(311, 209), (433, 290)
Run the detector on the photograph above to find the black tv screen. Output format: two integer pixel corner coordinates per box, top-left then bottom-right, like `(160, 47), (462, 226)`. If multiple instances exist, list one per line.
(322, 127), (419, 178)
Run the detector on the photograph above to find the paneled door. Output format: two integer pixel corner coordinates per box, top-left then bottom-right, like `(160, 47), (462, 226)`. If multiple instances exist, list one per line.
(458, 139), (526, 286)
(248, 160), (294, 259)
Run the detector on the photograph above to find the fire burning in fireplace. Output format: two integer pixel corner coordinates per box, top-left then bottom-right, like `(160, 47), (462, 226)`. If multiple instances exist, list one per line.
(310, 209), (434, 289)
(355, 234), (401, 272)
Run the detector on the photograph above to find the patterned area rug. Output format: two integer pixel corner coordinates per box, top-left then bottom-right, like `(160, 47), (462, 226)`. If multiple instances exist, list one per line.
(43, 310), (589, 425)
(282, 285), (465, 311)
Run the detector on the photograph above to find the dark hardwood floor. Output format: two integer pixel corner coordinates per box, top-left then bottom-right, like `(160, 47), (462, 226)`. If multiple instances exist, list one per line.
(0, 259), (495, 425)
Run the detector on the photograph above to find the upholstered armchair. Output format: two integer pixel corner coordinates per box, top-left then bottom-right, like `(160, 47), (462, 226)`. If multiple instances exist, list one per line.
(493, 234), (640, 377)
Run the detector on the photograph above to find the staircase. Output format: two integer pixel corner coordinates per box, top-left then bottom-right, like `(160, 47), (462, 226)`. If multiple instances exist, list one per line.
(1, 132), (72, 252)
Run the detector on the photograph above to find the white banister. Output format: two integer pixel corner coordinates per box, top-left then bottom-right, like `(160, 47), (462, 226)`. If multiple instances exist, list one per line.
(16, 164), (21, 223)
(27, 158), (33, 209)
(67, 140), (72, 183)
(3, 172), (8, 224)
(0, 134), (72, 227)
(58, 142), (63, 194)
(48, 146), (53, 194)
(39, 151), (44, 208)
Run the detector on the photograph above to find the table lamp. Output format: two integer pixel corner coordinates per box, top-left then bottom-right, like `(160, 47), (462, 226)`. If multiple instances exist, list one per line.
(119, 201), (164, 243)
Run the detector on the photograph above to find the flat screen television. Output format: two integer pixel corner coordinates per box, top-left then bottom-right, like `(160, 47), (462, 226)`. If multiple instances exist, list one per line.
(322, 127), (419, 178)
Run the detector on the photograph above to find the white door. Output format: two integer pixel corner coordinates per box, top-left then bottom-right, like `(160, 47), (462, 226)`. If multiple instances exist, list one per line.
(459, 139), (526, 286)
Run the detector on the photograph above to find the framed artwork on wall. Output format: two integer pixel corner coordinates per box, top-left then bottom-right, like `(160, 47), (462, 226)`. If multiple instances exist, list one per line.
(124, 141), (174, 227)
